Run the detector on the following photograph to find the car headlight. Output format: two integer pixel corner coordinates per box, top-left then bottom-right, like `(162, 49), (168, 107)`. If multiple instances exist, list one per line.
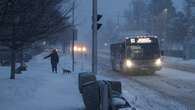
(155, 58), (162, 66)
(126, 59), (133, 68)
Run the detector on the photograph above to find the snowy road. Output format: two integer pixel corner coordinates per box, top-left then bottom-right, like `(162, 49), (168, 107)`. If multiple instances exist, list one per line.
(0, 53), (84, 110)
(98, 51), (195, 110)
(1, 51), (195, 110)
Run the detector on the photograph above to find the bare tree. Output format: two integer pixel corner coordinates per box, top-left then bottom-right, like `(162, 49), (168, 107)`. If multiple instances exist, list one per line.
(0, 0), (73, 79)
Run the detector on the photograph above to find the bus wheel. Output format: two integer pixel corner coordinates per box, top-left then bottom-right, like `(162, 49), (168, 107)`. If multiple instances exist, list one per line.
(146, 70), (155, 75)
(121, 63), (128, 73)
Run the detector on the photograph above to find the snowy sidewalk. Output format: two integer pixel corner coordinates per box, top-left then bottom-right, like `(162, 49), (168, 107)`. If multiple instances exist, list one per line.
(164, 57), (195, 73)
(0, 53), (84, 110)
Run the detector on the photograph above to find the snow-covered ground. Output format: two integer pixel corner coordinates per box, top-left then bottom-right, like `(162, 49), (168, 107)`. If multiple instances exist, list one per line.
(98, 49), (195, 73)
(0, 53), (84, 110)
(163, 57), (195, 73)
(98, 67), (195, 110)
(1, 49), (195, 110)
(98, 49), (195, 110)
(99, 49), (195, 68)
(165, 57), (195, 66)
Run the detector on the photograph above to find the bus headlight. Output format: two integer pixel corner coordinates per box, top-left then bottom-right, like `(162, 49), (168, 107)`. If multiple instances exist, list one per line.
(126, 60), (133, 68)
(155, 58), (162, 66)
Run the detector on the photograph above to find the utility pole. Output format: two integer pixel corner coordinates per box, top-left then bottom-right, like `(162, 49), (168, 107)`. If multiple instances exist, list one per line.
(10, 21), (16, 79)
(92, 0), (98, 74)
(10, 0), (19, 79)
(72, 1), (75, 72)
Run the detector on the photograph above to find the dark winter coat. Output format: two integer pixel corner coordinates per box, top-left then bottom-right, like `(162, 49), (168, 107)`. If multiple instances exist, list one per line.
(44, 52), (59, 65)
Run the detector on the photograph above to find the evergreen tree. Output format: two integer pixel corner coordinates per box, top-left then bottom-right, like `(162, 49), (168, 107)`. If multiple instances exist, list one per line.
(147, 0), (176, 37)
(148, 0), (176, 19)
(124, 0), (148, 31)
(167, 12), (188, 42)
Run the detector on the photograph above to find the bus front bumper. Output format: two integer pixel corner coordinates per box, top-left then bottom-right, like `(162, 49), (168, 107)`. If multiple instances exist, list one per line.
(125, 65), (162, 72)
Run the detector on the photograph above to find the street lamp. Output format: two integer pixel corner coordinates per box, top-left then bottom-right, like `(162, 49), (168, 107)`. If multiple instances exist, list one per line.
(160, 8), (168, 49)
(163, 8), (168, 13)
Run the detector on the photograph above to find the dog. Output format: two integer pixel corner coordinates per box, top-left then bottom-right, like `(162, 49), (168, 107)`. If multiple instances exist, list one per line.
(62, 68), (71, 74)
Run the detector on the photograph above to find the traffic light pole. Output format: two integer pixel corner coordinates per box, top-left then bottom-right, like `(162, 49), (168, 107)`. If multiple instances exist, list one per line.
(72, 1), (75, 72)
(92, 0), (98, 74)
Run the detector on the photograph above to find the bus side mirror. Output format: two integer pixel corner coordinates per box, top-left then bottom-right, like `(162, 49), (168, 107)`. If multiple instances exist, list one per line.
(161, 50), (164, 56)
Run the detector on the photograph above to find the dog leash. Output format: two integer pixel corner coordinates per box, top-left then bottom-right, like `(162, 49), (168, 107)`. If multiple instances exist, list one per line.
(58, 63), (64, 70)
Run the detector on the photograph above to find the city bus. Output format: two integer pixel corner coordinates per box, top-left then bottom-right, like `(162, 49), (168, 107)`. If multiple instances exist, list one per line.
(110, 36), (162, 74)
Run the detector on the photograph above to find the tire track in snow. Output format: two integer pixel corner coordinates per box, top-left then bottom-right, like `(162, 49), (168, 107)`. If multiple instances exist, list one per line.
(98, 54), (194, 110)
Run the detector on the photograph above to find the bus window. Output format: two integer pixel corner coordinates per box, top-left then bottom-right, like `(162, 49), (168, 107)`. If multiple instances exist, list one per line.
(127, 44), (160, 60)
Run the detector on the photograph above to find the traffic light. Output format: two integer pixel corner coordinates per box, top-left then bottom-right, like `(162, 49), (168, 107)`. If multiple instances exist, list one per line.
(97, 14), (102, 30)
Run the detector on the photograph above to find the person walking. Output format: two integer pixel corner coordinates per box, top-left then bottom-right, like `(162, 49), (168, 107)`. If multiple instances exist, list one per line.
(44, 49), (59, 73)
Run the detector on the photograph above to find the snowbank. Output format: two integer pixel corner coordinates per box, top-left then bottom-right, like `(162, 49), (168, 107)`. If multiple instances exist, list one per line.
(0, 53), (84, 110)
(165, 57), (195, 66)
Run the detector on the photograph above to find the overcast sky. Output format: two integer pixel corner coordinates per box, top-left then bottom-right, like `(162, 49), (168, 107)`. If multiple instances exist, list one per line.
(74, 0), (185, 44)
(75, 0), (130, 44)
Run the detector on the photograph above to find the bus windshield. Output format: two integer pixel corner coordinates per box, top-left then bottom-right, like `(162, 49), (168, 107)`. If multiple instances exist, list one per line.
(127, 44), (160, 60)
